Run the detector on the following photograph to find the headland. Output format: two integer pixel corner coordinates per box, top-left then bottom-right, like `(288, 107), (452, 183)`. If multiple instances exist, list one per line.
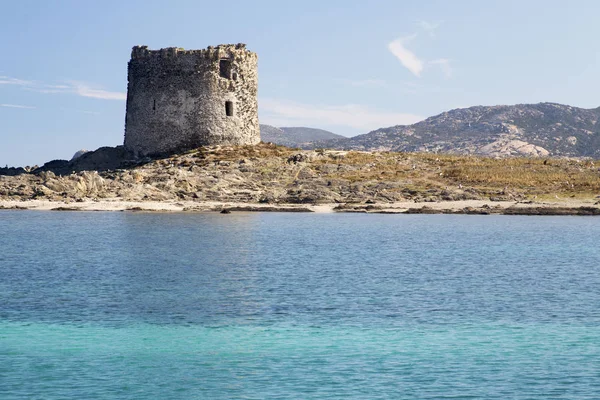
(2, 143), (599, 215)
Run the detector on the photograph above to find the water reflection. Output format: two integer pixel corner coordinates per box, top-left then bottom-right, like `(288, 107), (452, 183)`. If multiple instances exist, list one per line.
(1, 211), (600, 328)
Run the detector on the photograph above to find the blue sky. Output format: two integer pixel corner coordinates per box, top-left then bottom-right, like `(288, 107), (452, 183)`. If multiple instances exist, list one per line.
(2, 0), (600, 166)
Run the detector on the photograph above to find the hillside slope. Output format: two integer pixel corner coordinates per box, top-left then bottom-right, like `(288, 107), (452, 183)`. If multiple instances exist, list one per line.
(309, 103), (600, 158)
(260, 124), (343, 147)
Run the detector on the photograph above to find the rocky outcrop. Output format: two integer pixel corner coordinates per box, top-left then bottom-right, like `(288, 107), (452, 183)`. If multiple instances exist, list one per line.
(0, 166), (29, 176)
(32, 146), (130, 175)
(479, 139), (550, 158)
(71, 149), (89, 161)
(1, 143), (598, 205)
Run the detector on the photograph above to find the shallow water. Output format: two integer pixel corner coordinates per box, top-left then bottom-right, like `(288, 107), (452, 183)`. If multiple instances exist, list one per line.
(1, 211), (599, 399)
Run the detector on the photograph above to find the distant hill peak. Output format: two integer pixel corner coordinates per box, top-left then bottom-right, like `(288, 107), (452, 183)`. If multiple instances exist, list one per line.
(260, 124), (344, 147)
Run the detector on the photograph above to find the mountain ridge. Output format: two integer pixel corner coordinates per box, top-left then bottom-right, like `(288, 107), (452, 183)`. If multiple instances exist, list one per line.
(304, 102), (600, 158)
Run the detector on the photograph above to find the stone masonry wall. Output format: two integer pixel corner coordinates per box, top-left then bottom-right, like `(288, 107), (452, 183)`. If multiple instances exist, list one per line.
(124, 44), (259, 157)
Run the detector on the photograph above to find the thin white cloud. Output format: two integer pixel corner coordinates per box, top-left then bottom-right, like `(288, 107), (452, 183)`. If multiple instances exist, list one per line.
(260, 98), (423, 131)
(45, 84), (71, 89)
(416, 20), (440, 38)
(430, 58), (453, 78)
(3, 76), (126, 101)
(70, 82), (126, 100)
(24, 87), (66, 94)
(27, 84), (74, 94)
(388, 35), (424, 77)
(0, 76), (33, 86)
(0, 103), (36, 109)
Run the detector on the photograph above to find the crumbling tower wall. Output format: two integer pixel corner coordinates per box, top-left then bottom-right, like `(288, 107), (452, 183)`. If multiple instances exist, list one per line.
(124, 44), (259, 157)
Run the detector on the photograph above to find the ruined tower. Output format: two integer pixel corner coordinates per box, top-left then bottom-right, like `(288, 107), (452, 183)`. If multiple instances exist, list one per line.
(124, 44), (259, 157)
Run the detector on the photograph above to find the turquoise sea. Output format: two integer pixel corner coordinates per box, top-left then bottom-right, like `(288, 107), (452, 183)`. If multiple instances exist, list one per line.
(1, 211), (599, 399)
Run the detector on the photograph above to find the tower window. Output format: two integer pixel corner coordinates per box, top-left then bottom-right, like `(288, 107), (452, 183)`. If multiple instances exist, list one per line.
(153, 99), (156, 111)
(219, 59), (232, 79)
(225, 101), (234, 117)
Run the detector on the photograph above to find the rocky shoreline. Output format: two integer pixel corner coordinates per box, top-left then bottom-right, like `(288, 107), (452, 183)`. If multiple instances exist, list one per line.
(2, 143), (599, 216)
(2, 199), (599, 216)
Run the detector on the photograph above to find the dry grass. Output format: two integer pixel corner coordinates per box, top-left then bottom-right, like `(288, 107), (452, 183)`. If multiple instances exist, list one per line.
(441, 157), (600, 194)
(309, 150), (600, 197)
(172, 144), (600, 199)
(196, 142), (296, 161)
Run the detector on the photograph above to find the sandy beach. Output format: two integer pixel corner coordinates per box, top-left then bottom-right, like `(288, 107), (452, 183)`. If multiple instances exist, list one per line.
(2, 198), (600, 215)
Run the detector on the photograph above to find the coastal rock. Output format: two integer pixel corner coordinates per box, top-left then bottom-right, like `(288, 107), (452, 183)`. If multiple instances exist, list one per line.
(503, 206), (600, 216)
(0, 166), (28, 176)
(1, 143), (599, 207)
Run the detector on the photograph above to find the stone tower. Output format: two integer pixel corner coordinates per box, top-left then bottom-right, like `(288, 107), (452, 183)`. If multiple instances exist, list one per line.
(124, 44), (259, 157)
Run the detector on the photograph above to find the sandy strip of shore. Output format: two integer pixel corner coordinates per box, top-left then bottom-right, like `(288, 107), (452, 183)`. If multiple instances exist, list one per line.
(1, 198), (599, 214)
